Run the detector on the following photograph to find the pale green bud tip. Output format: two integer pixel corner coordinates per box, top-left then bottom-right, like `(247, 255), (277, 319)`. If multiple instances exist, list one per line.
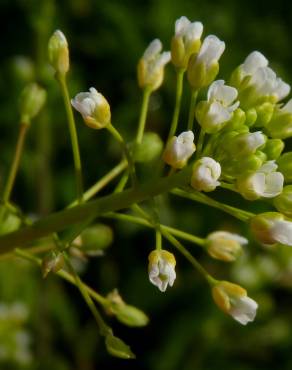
(71, 87), (111, 129)
(19, 83), (46, 124)
(274, 185), (292, 218)
(133, 132), (163, 163)
(105, 334), (135, 359)
(48, 29), (69, 75)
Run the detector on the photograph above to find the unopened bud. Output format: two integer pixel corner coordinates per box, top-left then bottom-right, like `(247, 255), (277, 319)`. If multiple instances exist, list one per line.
(79, 224), (113, 256)
(274, 185), (292, 218)
(105, 334), (135, 359)
(163, 131), (195, 168)
(133, 132), (163, 163)
(48, 30), (69, 75)
(277, 152), (292, 183)
(263, 139), (284, 160)
(19, 83), (46, 124)
(0, 206), (21, 236)
(255, 102), (274, 126)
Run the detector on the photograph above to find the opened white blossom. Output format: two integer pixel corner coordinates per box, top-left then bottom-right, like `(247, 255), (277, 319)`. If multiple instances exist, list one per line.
(171, 16), (203, 69)
(71, 87), (111, 129)
(162, 131), (196, 168)
(187, 35), (225, 89)
(137, 39), (171, 91)
(251, 212), (292, 246)
(212, 281), (258, 325)
(265, 99), (292, 139)
(195, 80), (239, 133)
(191, 157), (221, 192)
(148, 249), (176, 292)
(237, 161), (284, 200)
(206, 231), (248, 262)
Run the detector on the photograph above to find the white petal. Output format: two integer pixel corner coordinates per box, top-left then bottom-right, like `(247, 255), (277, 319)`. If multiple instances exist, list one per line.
(263, 172), (284, 198)
(230, 296), (258, 325)
(245, 131), (266, 152)
(259, 160), (277, 174)
(186, 22), (203, 41)
(242, 51), (268, 75)
(208, 101), (231, 126)
(274, 79), (290, 101)
(272, 220), (292, 246)
(208, 80), (238, 106)
(143, 39), (162, 60)
(198, 35), (225, 67)
(281, 98), (292, 113)
(208, 231), (248, 245)
(175, 16), (190, 35)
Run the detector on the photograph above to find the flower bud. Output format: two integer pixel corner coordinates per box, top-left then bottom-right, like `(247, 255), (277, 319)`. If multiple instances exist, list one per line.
(228, 131), (266, 157)
(106, 290), (149, 327)
(148, 249), (176, 292)
(274, 185), (292, 218)
(187, 35), (225, 90)
(105, 334), (135, 359)
(195, 80), (239, 133)
(264, 99), (292, 139)
(224, 108), (246, 131)
(277, 152), (292, 182)
(133, 132), (163, 163)
(137, 39), (171, 91)
(162, 131), (195, 169)
(41, 252), (65, 278)
(237, 161), (284, 200)
(78, 224), (113, 256)
(171, 17), (203, 69)
(255, 102), (274, 126)
(0, 206), (21, 236)
(250, 212), (292, 246)
(19, 83), (46, 124)
(71, 87), (111, 129)
(263, 139), (284, 160)
(212, 281), (258, 325)
(245, 108), (257, 127)
(48, 30), (69, 75)
(191, 157), (221, 192)
(206, 231), (247, 262)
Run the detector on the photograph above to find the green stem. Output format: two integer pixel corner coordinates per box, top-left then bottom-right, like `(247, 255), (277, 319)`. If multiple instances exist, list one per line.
(114, 170), (129, 193)
(62, 252), (111, 336)
(161, 229), (216, 285)
(196, 129), (205, 158)
(172, 188), (254, 222)
(57, 73), (83, 203)
(70, 160), (127, 207)
(3, 123), (28, 203)
(104, 212), (205, 247)
(187, 89), (198, 131)
(107, 123), (137, 186)
(0, 166), (193, 250)
(155, 229), (162, 250)
(168, 68), (185, 139)
(136, 88), (151, 144)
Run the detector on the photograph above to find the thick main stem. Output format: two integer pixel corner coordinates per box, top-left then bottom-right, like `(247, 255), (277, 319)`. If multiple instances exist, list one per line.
(57, 73), (83, 203)
(2, 123), (28, 203)
(168, 68), (185, 139)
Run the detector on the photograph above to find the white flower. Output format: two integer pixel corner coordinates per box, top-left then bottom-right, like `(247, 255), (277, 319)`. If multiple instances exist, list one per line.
(196, 80), (239, 133)
(197, 35), (225, 68)
(162, 131), (196, 168)
(206, 231), (247, 262)
(237, 160), (284, 200)
(171, 17), (203, 68)
(137, 39), (171, 91)
(191, 157), (221, 192)
(148, 250), (176, 292)
(187, 35), (225, 89)
(251, 212), (292, 246)
(241, 51), (268, 76)
(212, 281), (258, 325)
(71, 87), (111, 129)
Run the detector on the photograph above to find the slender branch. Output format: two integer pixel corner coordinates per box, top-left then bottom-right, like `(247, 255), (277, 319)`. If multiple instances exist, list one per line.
(136, 88), (151, 144)
(2, 123), (28, 203)
(196, 129), (205, 158)
(57, 73), (83, 203)
(168, 68), (185, 139)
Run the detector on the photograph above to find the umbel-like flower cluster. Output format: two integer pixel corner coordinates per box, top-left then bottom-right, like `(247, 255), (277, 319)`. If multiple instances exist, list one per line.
(2, 16), (292, 360)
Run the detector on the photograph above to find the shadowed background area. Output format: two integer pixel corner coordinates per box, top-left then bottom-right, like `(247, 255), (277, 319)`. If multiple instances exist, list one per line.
(1, 0), (292, 369)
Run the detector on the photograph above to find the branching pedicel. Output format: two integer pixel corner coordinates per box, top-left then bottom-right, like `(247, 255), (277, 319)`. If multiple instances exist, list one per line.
(1, 15), (292, 359)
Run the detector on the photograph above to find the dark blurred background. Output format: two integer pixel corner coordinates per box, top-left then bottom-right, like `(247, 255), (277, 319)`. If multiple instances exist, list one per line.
(1, 0), (292, 369)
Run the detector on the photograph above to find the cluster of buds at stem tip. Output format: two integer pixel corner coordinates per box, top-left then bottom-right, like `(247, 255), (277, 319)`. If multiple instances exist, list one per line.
(212, 281), (258, 325)
(19, 83), (46, 124)
(171, 16), (203, 70)
(162, 131), (196, 169)
(206, 231), (247, 262)
(191, 157), (221, 192)
(187, 35), (225, 90)
(250, 212), (292, 246)
(148, 249), (176, 292)
(71, 88), (111, 129)
(48, 30), (69, 75)
(195, 80), (239, 134)
(237, 161), (284, 200)
(137, 39), (171, 92)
